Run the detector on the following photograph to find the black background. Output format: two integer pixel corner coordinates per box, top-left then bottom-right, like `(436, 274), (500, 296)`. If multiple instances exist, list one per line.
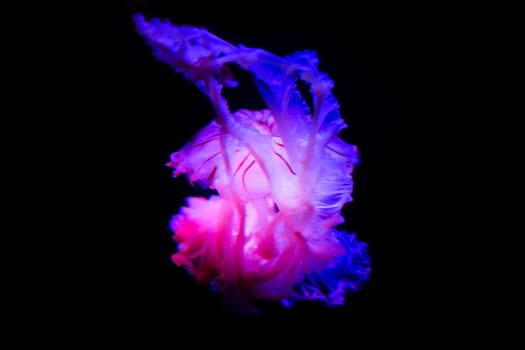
(90, 0), (459, 338)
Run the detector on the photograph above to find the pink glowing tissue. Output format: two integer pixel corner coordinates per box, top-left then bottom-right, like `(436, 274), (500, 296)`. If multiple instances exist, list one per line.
(134, 14), (370, 312)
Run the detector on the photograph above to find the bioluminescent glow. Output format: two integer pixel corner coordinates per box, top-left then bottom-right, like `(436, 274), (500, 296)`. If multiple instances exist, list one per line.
(134, 14), (370, 312)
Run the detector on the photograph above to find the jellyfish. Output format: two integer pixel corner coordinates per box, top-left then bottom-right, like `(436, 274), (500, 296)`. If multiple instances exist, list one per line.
(134, 14), (370, 312)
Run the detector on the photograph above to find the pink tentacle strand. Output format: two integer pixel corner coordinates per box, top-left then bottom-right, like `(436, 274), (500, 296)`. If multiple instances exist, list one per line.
(135, 13), (370, 313)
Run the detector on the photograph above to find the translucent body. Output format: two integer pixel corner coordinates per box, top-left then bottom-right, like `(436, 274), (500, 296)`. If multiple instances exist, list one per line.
(135, 14), (370, 311)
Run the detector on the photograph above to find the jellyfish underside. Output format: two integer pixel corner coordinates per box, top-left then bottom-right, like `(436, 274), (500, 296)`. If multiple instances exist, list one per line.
(134, 14), (370, 312)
